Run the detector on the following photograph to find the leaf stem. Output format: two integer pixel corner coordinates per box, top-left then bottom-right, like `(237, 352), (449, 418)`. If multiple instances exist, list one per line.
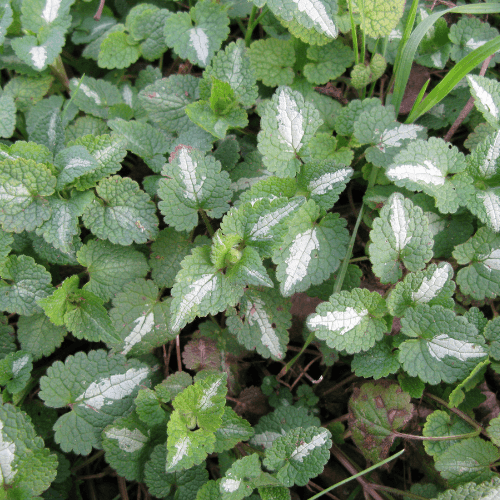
(392, 429), (480, 441)
(278, 330), (316, 378)
(424, 392), (487, 437)
(70, 450), (106, 473)
(368, 484), (431, 500)
(244, 6), (258, 47)
(199, 209), (215, 237)
(347, 0), (359, 65)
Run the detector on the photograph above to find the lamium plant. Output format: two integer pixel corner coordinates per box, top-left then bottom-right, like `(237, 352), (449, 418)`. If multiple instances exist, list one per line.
(3, 0), (500, 499)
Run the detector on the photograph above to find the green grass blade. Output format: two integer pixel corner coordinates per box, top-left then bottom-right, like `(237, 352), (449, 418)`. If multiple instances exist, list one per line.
(391, 3), (500, 115)
(406, 35), (500, 123)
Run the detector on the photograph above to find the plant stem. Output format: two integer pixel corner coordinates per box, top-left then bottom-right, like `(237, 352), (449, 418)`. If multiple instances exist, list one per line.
(347, 0), (359, 65)
(278, 330), (316, 377)
(244, 6), (258, 47)
(71, 450), (106, 473)
(349, 256), (369, 263)
(369, 484), (430, 500)
(393, 429), (480, 441)
(199, 209), (215, 237)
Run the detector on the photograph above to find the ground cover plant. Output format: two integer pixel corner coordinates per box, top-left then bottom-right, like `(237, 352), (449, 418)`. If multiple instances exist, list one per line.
(4, 0), (500, 498)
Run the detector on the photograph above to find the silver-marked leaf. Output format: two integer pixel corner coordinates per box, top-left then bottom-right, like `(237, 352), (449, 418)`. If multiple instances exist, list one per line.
(226, 287), (291, 361)
(170, 245), (244, 333)
(163, 0), (230, 68)
(369, 193), (434, 283)
(0, 93), (16, 139)
(306, 288), (388, 354)
(467, 74), (500, 128)
(0, 254), (53, 316)
(398, 305), (487, 385)
(274, 200), (349, 296)
(53, 145), (100, 189)
(158, 146), (232, 232)
(0, 157), (56, 232)
(26, 95), (65, 154)
(213, 407), (253, 454)
(110, 279), (174, 356)
(387, 262), (455, 317)
(0, 351), (32, 393)
(257, 86), (323, 177)
(263, 426), (332, 487)
(386, 138), (467, 214)
(39, 349), (151, 455)
(82, 175), (159, 245)
(453, 227), (500, 300)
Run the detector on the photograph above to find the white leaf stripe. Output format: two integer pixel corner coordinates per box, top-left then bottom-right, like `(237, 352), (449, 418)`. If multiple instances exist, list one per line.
(189, 27), (209, 65)
(412, 264), (452, 303)
(250, 199), (302, 240)
(198, 377), (224, 410)
(468, 75), (499, 120)
(0, 419), (16, 483)
(292, 0), (337, 38)
(290, 430), (329, 462)
(480, 249), (500, 270)
(390, 195), (411, 252)
(307, 307), (368, 335)
(479, 191), (500, 232)
(75, 367), (149, 410)
(105, 428), (148, 453)
(276, 88), (304, 152)
(308, 169), (352, 196)
(246, 298), (283, 359)
(479, 130), (500, 178)
(387, 160), (445, 186)
(167, 436), (190, 470)
(178, 148), (205, 201)
(427, 334), (486, 361)
(121, 312), (155, 355)
(42, 0), (62, 23)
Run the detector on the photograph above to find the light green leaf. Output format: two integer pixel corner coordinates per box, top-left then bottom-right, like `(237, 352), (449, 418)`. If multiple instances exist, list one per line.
(158, 146), (232, 232)
(0, 254), (53, 316)
(359, 0), (405, 38)
(220, 453), (262, 500)
(387, 262), (455, 317)
(0, 351), (32, 393)
(427, 477), (500, 500)
(213, 407), (253, 454)
(263, 426), (332, 487)
(257, 86), (323, 177)
(304, 40), (354, 85)
(65, 116), (110, 144)
(135, 388), (168, 427)
(248, 38), (295, 87)
(306, 288), (388, 354)
(369, 193), (434, 283)
(3, 75), (53, 113)
(467, 74), (500, 129)
(26, 95), (65, 153)
(82, 175), (159, 245)
(128, 7), (170, 61)
(0, 93), (16, 139)
(351, 337), (401, 380)
(20, 0), (73, 33)
(274, 200), (349, 296)
(0, 1), (13, 46)
(398, 304), (487, 385)
(39, 349), (151, 454)
(98, 30), (141, 70)
(163, 0), (230, 68)
(334, 98), (383, 137)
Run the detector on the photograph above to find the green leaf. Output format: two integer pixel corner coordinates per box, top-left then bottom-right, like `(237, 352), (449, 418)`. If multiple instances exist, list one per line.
(149, 229), (206, 289)
(0, 157), (56, 232)
(435, 438), (499, 487)
(251, 406), (320, 450)
(158, 146), (232, 232)
(138, 75), (201, 134)
(0, 254), (53, 316)
(274, 200), (349, 296)
(109, 278), (174, 356)
(21, 0), (73, 33)
(76, 239), (149, 301)
(398, 305), (488, 385)
(0, 402), (58, 496)
(422, 410), (475, 459)
(102, 410), (164, 482)
(220, 453), (262, 500)
(263, 426), (332, 487)
(226, 287), (291, 361)
(387, 262), (455, 317)
(135, 388), (168, 427)
(0, 351), (32, 393)
(69, 76), (123, 120)
(304, 40), (354, 85)
(0, 1), (13, 46)
(53, 145), (99, 189)
(359, 0), (405, 38)
(17, 312), (66, 361)
(453, 227), (500, 300)
(257, 86), (323, 177)
(144, 444), (209, 498)
(0, 93), (16, 139)
(26, 95), (65, 153)
(163, 0), (230, 68)
(3, 75), (54, 114)
(385, 138), (467, 214)
(248, 38), (295, 87)
(65, 116), (110, 144)
(369, 192), (434, 283)
(82, 175), (159, 245)
(306, 288), (388, 354)
(213, 407), (253, 454)
(427, 477), (500, 500)
(66, 133), (127, 190)
(262, 0), (338, 41)
(348, 381), (412, 463)
(39, 349), (151, 455)
(351, 336), (401, 380)
(38, 274), (121, 344)
(204, 40), (258, 107)
(334, 98), (383, 137)
(98, 30), (141, 70)
(108, 118), (172, 173)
